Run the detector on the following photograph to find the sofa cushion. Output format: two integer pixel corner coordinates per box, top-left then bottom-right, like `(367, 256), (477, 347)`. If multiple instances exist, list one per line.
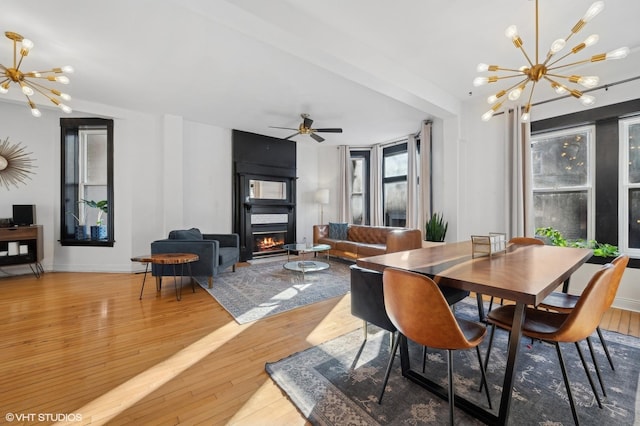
(328, 222), (348, 240)
(169, 228), (203, 240)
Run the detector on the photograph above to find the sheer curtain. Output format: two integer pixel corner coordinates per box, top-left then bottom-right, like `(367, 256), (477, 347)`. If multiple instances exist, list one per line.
(504, 107), (533, 238)
(338, 145), (352, 223)
(419, 121), (432, 234)
(370, 144), (384, 226)
(406, 134), (419, 229)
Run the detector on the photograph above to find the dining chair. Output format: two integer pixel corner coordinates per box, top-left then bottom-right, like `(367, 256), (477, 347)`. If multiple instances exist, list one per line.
(486, 237), (544, 313)
(379, 268), (491, 425)
(483, 256), (629, 425)
(538, 254), (628, 372)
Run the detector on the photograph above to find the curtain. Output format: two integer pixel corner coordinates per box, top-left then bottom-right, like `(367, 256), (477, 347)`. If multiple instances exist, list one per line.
(338, 145), (352, 223)
(406, 134), (419, 229)
(504, 107), (533, 238)
(370, 144), (384, 226)
(419, 121), (432, 235)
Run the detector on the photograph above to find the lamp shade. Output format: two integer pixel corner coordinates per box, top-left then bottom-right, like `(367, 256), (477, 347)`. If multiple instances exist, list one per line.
(315, 188), (330, 204)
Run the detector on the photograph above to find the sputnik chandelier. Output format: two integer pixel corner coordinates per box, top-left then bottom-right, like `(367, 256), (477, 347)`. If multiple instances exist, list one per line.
(474, 0), (629, 122)
(0, 31), (73, 117)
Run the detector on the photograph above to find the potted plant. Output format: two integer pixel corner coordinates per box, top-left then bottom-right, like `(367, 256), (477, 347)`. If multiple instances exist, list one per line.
(425, 212), (448, 242)
(535, 226), (620, 263)
(66, 210), (88, 240)
(82, 199), (108, 240)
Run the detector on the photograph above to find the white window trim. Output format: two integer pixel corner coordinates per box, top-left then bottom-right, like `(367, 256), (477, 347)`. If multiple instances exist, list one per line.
(619, 116), (640, 258)
(531, 125), (596, 240)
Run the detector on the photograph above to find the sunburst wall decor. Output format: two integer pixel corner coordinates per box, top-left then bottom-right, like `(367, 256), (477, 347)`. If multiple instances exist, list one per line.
(0, 136), (36, 190)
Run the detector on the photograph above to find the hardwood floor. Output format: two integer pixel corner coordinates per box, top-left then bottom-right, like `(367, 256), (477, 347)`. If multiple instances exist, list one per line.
(0, 270), (637, 425)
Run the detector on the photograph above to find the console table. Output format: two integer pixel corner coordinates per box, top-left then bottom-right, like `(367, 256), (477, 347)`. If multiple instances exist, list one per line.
(0, 225), (44, 278)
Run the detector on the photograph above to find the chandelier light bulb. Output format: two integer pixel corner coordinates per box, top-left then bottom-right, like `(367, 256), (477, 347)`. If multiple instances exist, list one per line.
(30, 107), (41, 118)
(521, 112), (530, 122)
(487, 94), (498, 103)
(481, 110), (495, 122)
(583, 1), (605, 22)
(0, 85), (7, 94)
(473, 77), (489, 87)
(584, 34), (599, 47)
(55, 75), (70, 84)
(20, 84), (34, 96)
(605, 47), (630, 60)
(60, 92), (71, 101)
(505, 25), (518, 39)
(580, 94), (596, 106)
(577, 76), (599, 88)
(549, 39), (566, 54)
(61, 65), (74, 73)
(552, 83), (567, 95)
(508, 87), (523, 101)
(58, 103), (72, 113)
(477, 63), (489, 72)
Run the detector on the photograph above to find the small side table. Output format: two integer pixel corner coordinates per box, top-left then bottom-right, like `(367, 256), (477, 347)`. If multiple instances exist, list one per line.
(131, 253), (199, 301)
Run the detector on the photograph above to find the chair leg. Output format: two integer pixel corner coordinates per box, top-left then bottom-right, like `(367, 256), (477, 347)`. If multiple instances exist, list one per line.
(586, 336), (607, 397)
(596, 326), (615, 370)
(422, 346), (428, 373)
(555, 342), (581, 425)
(447, 349), (455, 425)
(479, 324), (497, 392)
(208, 276), (213, 289)
(476, 345), (492, 409)
(378, 332), (400, 404)
(574, 341), (603, 409)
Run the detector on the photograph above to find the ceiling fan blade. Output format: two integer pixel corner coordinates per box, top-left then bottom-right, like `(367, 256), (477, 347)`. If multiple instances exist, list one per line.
(284, 132), (300, 140)
(269, 126), (298, 130)
(310, 133), (325, 143)
(314, 128), (343, 133)
(303, 116), (313, 129)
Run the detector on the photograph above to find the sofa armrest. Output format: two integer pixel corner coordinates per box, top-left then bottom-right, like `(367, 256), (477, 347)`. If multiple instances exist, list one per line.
(386, 229), (423, 253)
(150, 239), (219, 276)
(203, 233), (239, 248)
(313, 225), (329, 244)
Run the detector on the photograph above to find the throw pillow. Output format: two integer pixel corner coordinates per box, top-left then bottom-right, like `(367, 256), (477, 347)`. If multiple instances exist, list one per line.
(169, 228), (203, 240)
(328, 222), (349, 240)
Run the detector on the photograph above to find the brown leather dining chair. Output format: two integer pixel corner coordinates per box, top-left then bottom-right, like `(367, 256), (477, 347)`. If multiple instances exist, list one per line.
(379, 268), (491, 425)
(483, 255), (629, 425)
(538, 254), (627, 372)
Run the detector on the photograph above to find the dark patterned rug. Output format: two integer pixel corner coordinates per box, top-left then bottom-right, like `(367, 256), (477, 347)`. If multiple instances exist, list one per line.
(195, 258), (351, 324)
(266, 299), (640, 425)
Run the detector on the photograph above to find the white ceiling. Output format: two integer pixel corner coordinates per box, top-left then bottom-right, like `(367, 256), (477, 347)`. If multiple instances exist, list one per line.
(2, 0), (640, 146)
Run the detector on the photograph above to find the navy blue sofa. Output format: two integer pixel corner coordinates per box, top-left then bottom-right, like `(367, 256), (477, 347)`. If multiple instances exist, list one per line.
(151, 228), (239, 288)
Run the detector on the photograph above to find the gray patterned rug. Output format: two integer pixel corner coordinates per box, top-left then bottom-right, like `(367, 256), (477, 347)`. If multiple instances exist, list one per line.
(195, 258), (352, 324)
(266, 298), (640, 425)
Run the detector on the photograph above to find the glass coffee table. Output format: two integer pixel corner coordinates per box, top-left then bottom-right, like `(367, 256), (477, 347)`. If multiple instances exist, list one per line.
(282, 243), (331, 276)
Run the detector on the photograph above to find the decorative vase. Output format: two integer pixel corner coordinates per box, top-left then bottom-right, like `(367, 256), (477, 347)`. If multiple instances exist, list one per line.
(74, 225), (88, 240)
(90, 225), (107, 240)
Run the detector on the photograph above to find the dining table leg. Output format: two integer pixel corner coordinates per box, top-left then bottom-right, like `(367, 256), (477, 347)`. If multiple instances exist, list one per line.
(498, 302), (526, 425)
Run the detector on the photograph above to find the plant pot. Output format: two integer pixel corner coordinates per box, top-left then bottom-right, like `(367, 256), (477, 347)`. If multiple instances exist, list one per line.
(90, 225), (107, 240)
(75, 225), (88, 240)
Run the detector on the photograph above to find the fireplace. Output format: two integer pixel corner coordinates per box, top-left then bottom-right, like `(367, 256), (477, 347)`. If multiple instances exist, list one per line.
(253, 230), (287, 256)
(233, 130), (297, 261)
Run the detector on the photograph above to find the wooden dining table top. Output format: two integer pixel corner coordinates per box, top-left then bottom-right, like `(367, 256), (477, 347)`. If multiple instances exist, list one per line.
(356, 241), (593, 306)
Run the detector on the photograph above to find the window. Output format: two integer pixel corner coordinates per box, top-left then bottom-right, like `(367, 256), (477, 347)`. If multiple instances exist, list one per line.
(531, 126), (594, 240)
(620, 116), (640, 257)
(60, 118), (114, 246)
(350, 150), (370, 225)
(383, 143), (408, 227)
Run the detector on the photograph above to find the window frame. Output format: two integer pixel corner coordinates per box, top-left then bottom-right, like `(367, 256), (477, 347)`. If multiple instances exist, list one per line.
(382, 142), (408, 227)
(530, 125), (596, 241)
(349, 150), (370, 225)
(59, 118), (114, 247)
(619, 115), (640, 257)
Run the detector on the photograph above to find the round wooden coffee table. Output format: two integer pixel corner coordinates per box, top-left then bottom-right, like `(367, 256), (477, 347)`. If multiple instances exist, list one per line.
(131, 253), (199, 301)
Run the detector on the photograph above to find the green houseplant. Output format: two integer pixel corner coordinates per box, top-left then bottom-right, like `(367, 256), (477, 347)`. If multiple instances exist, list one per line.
(82, 199), (108, 240)
(425, 212), (448, 242)
(535, 226), (620, 258)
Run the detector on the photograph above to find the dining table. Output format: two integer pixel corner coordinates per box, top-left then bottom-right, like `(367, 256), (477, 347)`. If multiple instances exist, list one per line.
(356, 240), (592, 425)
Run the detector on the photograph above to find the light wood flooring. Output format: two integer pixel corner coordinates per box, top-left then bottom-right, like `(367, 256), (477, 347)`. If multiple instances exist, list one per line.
(0, 268), (638, 425)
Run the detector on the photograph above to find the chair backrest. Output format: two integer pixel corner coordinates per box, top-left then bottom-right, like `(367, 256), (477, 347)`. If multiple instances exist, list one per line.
(555, 255), (629, 342)
(382, 268), (476, 350)
(509, 237), (544, 245)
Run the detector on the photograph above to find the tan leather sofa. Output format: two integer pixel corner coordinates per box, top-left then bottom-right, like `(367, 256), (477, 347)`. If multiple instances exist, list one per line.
(313, 224), (422, 260)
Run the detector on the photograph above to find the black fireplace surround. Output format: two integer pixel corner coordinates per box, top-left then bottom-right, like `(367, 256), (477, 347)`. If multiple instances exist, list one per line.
(233, 130), (297, 261)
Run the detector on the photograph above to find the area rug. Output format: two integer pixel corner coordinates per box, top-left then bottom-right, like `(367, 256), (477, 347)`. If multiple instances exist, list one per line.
(266, 298), (640, 425)
(195, 258), (351, 324)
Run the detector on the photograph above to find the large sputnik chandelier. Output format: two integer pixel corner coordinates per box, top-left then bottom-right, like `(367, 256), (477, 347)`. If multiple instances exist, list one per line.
(0, 31), (73, 117)
(474, 0), (629, 122)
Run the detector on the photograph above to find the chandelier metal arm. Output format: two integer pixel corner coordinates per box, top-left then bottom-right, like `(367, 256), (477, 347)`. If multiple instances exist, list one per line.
(547, 56), (602, 71)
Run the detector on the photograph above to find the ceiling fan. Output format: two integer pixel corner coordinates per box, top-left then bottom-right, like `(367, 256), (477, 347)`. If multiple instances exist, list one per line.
(270, 113), (343, 143)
